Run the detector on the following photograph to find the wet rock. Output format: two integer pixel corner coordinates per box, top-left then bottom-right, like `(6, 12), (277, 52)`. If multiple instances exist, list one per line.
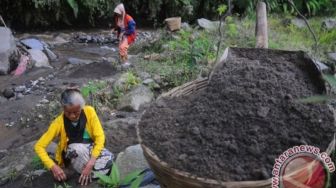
(14, 85), (26, 93)
(32, 169), (47, 177)
(0, 27), (17, 75)
(102, 57), (118, 64)
(44, 48), (57, 61)
(117, 85), (154, 112)
(143, 78), (155, 86)
(181, 22), (192, 31)
(20, 38), (44, 50)
(49, 36), (69, 46)
(322, 18), (336, 30)
(197, 18), (219, 30)
(138, 72), (151, 80)
(40, 98), (49, 104)
(153, 75), (161, 84)
(2, 88), (15, 99)
(328, 53), (336, 62)
(105, 117), (139, 129)
(16, 93), (24, 100)
(67, 57), (93, 65)
(291, 18), (306, 28)
(28, 49), (51, 68)
(116, 144), (149, 179)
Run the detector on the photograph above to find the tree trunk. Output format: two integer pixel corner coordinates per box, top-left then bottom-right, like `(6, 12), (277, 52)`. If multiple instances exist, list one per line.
(255, 1), (268, 48)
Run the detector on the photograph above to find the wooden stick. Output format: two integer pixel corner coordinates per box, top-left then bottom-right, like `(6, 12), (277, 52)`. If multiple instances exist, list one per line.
(0, 15), (7, 28)
(255, 1), (268, 48)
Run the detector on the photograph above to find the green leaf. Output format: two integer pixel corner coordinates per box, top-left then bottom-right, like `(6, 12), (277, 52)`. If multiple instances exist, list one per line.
(66, 0), (79, 18)
(217, 4), (227, 15)
(323, 74), (336, 88)
(121, 170), (142, 185)
(297, 95), (334, 103)
(94, 172), (114, 185)
(130, 174), (144, 188)
(110, 163), (120, 185)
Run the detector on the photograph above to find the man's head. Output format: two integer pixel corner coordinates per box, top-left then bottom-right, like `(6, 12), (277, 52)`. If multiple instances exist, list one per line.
(61, 88), (85, 122)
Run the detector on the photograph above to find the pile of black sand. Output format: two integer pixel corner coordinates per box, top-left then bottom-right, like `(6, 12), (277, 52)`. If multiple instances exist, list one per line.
(139, 48), (335, 181)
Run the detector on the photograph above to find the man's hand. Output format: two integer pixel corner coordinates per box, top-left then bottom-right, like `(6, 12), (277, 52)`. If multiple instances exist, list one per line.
(79, 157), (96, 186)
(51, 164), (67, 182)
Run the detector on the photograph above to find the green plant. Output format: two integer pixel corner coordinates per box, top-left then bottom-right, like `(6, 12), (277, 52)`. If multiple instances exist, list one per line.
(31, 155), (44, 170)
(124, 71), (140, 92)
(81, 81), (107, 98)
(54, 182), (72, 188)
(7, 169), (17, 182)
(95, 163), (143, 188)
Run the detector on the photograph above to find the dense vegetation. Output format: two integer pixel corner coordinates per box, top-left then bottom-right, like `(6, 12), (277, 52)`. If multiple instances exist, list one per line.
(0, 0), (335, 30)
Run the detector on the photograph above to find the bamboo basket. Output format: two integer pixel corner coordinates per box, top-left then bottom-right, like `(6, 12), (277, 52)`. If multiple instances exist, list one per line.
(137, 47), (335, 188)
(165, 17), (181, 31)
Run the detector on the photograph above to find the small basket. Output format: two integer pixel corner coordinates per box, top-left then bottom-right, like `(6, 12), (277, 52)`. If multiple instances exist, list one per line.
(165, 17), (181, 31)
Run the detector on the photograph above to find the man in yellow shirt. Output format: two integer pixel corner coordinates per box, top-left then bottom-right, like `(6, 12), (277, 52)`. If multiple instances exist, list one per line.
(34, 88), (113, 185)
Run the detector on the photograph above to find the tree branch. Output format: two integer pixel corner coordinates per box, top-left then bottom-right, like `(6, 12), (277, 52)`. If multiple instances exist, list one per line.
(287, 0), (318, 52)
(215, 0), (232, 63)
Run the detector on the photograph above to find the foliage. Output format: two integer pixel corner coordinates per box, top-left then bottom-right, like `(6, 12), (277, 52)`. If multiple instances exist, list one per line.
(237, 0), (336, 17)
(81, 81), (107, 98)
(1, 0), (335, 29)
(80, 80), (108, 111)
(139, 29), (216, 88)
(95, 162), (143, 188)
(31, 155), (44, 170)
(124, 71), (140, 92)
(54, 182), (72, 188)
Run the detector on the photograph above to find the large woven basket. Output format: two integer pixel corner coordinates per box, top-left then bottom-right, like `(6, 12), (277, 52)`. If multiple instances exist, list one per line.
(137, 48), (335, 188)
(165, 17), (181, 31)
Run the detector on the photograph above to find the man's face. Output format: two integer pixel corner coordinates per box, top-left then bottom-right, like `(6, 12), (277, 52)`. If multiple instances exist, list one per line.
(64, 105), (81, 122)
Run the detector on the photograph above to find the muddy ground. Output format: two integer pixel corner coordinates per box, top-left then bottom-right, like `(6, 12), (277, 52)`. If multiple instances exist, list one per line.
(139, 48), (336, 181)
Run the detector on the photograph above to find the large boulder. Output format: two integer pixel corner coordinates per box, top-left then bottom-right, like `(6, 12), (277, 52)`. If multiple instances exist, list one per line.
(322, 18), (336, 30)
(197, 18), (219, 31)
(20, 38), (45, 50)
(116, 144), (149, 179)
(0, 27), (17, 75)
(28, 49), (51, 68)
(117, 85), (154, 112)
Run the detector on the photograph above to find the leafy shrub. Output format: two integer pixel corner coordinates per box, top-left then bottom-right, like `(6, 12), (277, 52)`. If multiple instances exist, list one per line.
(95, 163), (143, 188)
